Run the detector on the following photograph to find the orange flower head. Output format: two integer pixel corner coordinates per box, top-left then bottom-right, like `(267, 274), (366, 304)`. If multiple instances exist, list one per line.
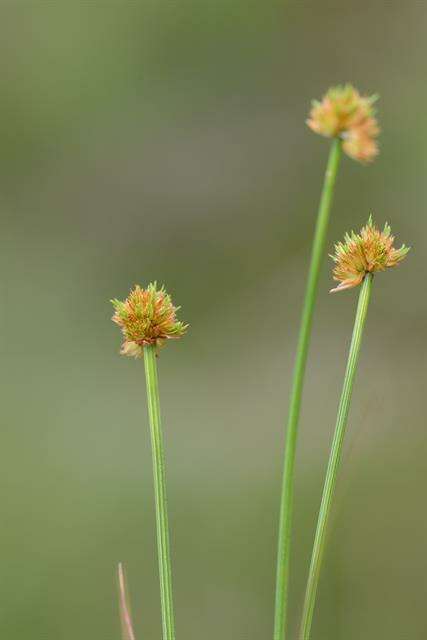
(330, 217), (409, 293)
(307, 84), (380, 162)
(111, 283), (188, 357)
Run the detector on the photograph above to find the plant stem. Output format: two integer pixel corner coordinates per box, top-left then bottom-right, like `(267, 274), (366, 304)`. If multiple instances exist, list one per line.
(274, 138), (342, 640)
(299, 273), (373, 640)
(144, 344), (176, 640)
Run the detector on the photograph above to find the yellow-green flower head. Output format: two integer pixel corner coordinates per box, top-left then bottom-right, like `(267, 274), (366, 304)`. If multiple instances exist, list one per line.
(330, 216), (409, 293)
(307, 84), (380, 162)
(111, 283), (188, 357)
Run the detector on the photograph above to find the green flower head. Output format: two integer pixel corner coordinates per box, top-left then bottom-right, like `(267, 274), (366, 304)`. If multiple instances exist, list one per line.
(111, 283), (188, 357)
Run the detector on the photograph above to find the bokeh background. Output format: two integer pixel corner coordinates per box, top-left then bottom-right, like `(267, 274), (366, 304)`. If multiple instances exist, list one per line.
(0, 2), (425, 639)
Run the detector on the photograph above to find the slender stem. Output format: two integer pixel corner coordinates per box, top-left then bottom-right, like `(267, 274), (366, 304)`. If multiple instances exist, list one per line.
(144, 344), (176, 640)
(274, 138), (342, 640)
(299, 274), (373, 640)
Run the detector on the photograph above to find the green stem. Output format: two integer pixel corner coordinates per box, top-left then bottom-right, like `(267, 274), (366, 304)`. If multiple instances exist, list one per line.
(299, 273), (373, 640)
(144, 344), (176, 640)
(274, 138), (342, 640)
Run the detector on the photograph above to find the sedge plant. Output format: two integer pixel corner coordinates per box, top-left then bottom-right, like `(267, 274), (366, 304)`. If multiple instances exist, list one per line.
(299, 218), (409, 639)
(112, 283), (188, 640)
(274, 85), (380, 640)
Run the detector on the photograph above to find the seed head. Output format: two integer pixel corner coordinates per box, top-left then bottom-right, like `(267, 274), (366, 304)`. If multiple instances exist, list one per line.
(111, 283), (188, 357)
(307, 84), (380, 162)
(330, 216), (409, 293)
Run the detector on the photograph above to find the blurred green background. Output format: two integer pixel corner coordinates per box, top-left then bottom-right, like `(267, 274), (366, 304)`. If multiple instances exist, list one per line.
(0, 2), (425, 638)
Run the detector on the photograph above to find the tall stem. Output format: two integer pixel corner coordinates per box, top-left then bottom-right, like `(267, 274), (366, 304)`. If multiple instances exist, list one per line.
(299, 274), (373, 640)
(144, 345), (176, 640)
(274, 138), (342, 640)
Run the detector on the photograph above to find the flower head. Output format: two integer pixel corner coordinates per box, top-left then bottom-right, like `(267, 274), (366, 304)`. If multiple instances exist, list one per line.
(330, 217), (409, 292)
(307, 84), (380, 162)
(111, 283), (188, 357)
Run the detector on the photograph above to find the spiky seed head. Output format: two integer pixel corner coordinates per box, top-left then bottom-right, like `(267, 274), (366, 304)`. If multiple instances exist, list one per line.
(307, 84), (380, 162)
(330, 216), (410, 293)
(111, 283), (188, 357)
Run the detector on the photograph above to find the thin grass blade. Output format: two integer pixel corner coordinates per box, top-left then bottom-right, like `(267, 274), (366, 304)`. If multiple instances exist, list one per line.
(118, 562), (137, 640)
